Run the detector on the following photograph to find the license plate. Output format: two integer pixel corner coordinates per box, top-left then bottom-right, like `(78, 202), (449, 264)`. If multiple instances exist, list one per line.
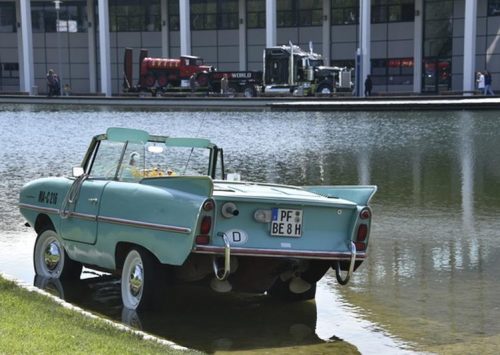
(270, 208), (303, 237)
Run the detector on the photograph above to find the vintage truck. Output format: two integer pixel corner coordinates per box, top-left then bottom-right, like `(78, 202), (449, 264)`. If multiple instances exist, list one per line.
(19, 128), (376, 310)
(123, 43), (352, 97)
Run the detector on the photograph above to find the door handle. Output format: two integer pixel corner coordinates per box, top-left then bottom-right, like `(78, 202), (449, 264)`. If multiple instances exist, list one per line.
(88, 198), (98, 204)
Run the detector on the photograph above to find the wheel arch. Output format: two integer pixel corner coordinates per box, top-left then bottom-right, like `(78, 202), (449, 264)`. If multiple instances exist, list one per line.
(115, 242), (162, 270)
(34, 214), (56, 234)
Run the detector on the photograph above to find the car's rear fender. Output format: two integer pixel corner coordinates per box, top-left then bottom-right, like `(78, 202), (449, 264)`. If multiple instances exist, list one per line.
(93, 177), (214, 268)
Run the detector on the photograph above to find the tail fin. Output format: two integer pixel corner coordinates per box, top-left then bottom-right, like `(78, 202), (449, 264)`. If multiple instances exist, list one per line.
(304, 185), (377, 206)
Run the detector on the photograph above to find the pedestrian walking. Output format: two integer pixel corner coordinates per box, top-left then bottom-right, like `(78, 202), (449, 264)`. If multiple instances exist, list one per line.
(484, 71), (495, 95)
(477, 71), (485, 94)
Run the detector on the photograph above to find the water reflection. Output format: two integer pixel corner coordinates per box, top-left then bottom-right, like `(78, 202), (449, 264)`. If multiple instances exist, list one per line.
(1, 106), (500, 352)
(34, 274), (356, 353)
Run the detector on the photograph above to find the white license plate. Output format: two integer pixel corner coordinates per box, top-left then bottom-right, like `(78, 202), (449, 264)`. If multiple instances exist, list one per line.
(270, 208), (303, 237)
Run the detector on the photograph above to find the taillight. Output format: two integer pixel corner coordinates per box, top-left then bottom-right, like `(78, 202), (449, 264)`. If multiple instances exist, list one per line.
(195, 235), (210, 244)
(360, 208), (371, 219)
(355, 224), (368, 251)
(357, 224), (368, 241)
(200, 216), (211, 234)
(196, 216), (212, 245)
(202, 200), (215, 211)
(354, 241), (366, 251)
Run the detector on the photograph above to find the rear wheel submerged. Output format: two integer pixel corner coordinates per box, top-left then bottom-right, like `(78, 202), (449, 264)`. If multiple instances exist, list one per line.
(33, 229), (82, 280)
(121, 248), (165, 311)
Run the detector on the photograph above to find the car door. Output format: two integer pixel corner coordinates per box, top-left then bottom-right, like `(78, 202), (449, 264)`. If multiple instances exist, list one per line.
(60, 179), (109, 244)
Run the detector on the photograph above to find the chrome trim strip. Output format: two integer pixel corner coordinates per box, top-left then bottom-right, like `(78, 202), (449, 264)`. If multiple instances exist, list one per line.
(19, 203), (191, 234)
(193, 245), (367, 260)
(18, 203), (59, 215)
(69, 212), (97, 222)
(98, 216), (192, 234)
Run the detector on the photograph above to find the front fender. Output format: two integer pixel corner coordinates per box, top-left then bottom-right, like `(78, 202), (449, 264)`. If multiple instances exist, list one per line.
(18, 177), (73, 233)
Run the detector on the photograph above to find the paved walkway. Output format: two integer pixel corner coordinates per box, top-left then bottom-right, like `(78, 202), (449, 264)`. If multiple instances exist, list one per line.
(0, 94), (499, 111)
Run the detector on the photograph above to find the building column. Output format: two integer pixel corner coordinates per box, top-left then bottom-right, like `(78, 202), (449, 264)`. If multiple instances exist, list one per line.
(322, 0), (331, 65)
(238, 0), (247, 70)
(179, 0), (191, 55)
(87, 0), (97, 93)
(359, 0), (371, 97)
(413, 0), (423, 93)
(265, 0), (277, 47)
(17, 0), (34, 95)
(161, 0), (169, 57)
(97, 0), (111, 96)
(463, 0), (477, 95)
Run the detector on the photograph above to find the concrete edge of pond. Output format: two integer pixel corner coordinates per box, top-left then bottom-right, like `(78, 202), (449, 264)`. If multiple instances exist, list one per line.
(1, 94), (499, 111)
(0, 272), (190, 352)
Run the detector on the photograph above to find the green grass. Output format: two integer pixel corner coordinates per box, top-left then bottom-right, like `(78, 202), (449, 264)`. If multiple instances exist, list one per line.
(0, 276), (194, 354)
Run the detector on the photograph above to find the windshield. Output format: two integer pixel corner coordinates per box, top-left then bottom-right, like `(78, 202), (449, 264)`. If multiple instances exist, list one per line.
(309, 59), (324, 67)
(88, 140), (213, 181)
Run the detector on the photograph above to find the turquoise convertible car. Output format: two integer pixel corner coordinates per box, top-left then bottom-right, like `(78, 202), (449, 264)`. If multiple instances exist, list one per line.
(19, 128), (376, 310)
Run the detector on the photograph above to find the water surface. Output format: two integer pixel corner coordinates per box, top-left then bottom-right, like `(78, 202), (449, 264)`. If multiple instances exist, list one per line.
(1, 105), (499, 353)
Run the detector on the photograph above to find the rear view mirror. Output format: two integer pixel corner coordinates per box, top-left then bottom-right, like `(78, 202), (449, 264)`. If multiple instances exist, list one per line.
(72, 167), (84, 177)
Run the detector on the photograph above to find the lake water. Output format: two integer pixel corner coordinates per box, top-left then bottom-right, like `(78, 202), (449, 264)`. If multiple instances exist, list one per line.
(1, 105), (499, 354)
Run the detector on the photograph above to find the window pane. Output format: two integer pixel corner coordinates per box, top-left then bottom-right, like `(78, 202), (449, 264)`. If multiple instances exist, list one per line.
(248, 0), (265, 11)
(371, 57), (414, 86)
(425, 20), (452, 39)
(168, 0), (179, 30)
(425, 1), (452, 20)
(332, 2), (359, 25)
(0, 3), (16, 32)
(400, 3), (415, 21)
(372, 5), (387, 23)
(488, 0), (500, 15)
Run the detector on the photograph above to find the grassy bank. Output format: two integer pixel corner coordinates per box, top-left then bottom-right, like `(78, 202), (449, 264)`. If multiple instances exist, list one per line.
(0, 276), (193, 354)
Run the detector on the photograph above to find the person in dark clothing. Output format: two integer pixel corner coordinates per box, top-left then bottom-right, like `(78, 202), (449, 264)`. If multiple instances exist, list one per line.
(484, 71), (495, 96)
(364, 75), (373, 96)
(46, 69), (61, 96)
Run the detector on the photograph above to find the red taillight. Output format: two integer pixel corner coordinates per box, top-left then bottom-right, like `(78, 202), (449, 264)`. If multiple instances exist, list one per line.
(360, 208), (371, 219)
(203, 200), (214, 211)
(357, 224), (368, 241)
(200, 216), (212, 234)
(354, 241), (366, 251)
(195, 235), (210, 244)
(196, 212), (212, 245)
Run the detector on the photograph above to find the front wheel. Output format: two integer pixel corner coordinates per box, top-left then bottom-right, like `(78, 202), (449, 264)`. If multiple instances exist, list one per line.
(316, 84), (333, 95)
(121, 248), (163, 311)
(33, 229), (82, 280)
(243, 85), (256, 98)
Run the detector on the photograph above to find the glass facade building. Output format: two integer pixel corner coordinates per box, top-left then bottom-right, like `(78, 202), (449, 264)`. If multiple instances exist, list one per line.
(1, 0), (499, 95)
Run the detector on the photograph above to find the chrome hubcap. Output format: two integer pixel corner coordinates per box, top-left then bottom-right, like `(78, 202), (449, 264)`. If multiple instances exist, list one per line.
(44, 241), (61, 271)
(129, 263), (143, 297)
